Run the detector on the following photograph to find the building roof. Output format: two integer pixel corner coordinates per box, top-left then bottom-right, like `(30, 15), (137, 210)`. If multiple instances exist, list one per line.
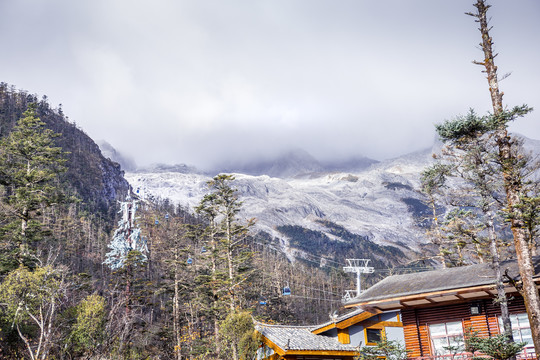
(311, 307), (365, 332)
(346, 257), (540, 309)
(255, 323), (358, 353)
(310, 307), (383, 334)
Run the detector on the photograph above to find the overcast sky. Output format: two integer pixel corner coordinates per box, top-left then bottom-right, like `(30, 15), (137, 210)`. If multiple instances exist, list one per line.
(1, 0), (539, 169)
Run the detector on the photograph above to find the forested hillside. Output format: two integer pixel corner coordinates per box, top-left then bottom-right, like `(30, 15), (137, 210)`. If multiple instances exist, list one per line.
(0, 85), (366, 359)
(0, 83), (130, 219)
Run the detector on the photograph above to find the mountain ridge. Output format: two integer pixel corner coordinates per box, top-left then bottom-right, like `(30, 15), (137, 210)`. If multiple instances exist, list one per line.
(123, 133), (539, 267)
(124, 143), (441, 265)
(132, 148), (379, 179)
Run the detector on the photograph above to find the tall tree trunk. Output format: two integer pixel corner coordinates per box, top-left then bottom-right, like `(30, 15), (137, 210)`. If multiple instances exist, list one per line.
(20, 207), (29, 265)
(209, 220), (221, 356)
(226, 217), (238, 360)
(227, 218), (235, 312)
(487, 215), (513, 341)
(214, 318), (220, 357)
(173, 248), (182, 360)
(471, 0), (540, 353)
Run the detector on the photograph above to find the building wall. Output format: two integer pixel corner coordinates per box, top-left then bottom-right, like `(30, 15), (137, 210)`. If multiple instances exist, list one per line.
(319, 310), (404, 348)
(346, 311), (404, 347)
(386, 326), (405, 344)
(348, 324), (364, 347)
(401, 296), (527, 357)
(381, 311), (399, 322)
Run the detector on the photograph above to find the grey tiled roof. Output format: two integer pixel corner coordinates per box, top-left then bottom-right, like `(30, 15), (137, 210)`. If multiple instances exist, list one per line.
(348, 257), (540, 305)
(256, 323), (358, 352)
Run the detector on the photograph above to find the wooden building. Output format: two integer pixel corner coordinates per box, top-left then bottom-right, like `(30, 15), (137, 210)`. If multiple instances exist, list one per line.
(255, 308), (404, 360)
(255, 323), (358, 360)
(345, 258), (540, 359)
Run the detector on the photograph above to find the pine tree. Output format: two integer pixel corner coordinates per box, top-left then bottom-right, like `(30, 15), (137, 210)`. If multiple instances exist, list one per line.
(0, 102), (67, 270)
(432, 0), (540, 353)
(422, 122), (516, 341)
(195, 174), (256, 360)
(467, 1), (540, 352)
(196, 190), (225, 356)
(152, 210), (198, 360)
(420, 163), (453, 266)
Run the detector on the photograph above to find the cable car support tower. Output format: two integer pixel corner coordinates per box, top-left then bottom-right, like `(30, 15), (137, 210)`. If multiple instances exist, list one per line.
(342, 259), (374, 303)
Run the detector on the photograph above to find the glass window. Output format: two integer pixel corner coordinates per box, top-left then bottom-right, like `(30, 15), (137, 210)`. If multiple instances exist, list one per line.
(366, 328), (382, 344)
(429, 321), (464, 355)
(429, 323), (448, 336)
(499, 313), (533, 349)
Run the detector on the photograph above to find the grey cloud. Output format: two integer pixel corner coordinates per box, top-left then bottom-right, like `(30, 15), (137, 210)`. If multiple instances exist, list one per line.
(1, 0), (539, 169)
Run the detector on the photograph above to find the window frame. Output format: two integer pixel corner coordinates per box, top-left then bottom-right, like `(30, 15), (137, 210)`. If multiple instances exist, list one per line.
(428, 320), (464, 356)
(498, 313), (534, 354)
(363, 325), (385, 346)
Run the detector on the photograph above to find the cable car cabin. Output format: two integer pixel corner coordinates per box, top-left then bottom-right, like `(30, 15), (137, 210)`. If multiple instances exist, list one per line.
(187, 258), (193, 265)
(155, 219), (159, 225)
(282, 286), (291, 296)
(165, 214), (169, 220)
(259, 297), (267, 305)
(201, 246), (207, 253)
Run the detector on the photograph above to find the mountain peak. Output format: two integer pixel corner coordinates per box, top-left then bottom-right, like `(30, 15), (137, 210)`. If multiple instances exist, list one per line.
(207, 148), (377, 178)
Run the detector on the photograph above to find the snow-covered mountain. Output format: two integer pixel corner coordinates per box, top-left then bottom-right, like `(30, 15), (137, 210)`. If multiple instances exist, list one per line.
(125, 146), (438, 263)
(116, 134), (540, 266)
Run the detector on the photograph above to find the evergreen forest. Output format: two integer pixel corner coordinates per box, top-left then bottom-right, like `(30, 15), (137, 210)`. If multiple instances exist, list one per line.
(0, 83), (378, 359)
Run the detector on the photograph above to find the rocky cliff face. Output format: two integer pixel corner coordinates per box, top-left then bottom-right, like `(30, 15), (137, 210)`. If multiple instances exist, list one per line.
(98, 140), (137, 172)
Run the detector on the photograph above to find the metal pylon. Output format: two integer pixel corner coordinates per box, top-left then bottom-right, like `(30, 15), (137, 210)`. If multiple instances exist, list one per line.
(343, 259), (374, 300)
